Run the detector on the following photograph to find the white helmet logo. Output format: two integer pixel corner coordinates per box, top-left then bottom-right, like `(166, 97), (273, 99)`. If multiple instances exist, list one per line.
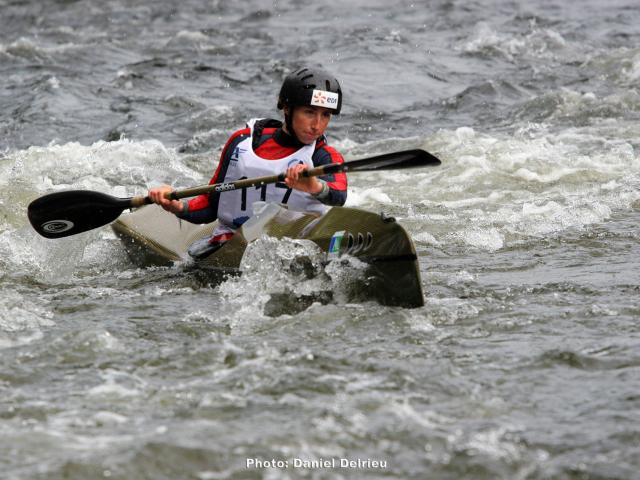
(311, 89), (339, 109)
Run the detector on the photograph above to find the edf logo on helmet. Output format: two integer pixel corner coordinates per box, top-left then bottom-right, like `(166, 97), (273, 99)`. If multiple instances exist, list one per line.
(311, 89), (339, 110)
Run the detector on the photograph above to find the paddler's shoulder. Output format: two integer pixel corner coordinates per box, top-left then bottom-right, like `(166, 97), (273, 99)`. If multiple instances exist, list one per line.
(217, 122), (258, 161)
(222, 126), (252, 149)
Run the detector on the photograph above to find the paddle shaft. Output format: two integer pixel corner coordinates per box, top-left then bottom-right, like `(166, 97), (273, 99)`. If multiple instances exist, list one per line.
(127, 164), (332, 207)
(178, 164), (334, 199)
(133, 149), (440, 206)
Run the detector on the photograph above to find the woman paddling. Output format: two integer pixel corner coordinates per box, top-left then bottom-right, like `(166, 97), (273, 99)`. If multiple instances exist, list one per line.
(147, 66), (347, 258)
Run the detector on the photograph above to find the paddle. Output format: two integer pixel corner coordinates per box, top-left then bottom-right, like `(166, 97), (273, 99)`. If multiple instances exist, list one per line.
(28, 148), (441, 239)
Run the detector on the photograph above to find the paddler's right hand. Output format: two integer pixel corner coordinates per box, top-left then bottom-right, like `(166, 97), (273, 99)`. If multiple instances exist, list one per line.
(148, 185), (185, 214)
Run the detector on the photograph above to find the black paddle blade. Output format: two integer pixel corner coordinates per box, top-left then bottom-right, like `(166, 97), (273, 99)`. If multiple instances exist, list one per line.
(28, 190), (132, 239)
(344, 148), (441, 172)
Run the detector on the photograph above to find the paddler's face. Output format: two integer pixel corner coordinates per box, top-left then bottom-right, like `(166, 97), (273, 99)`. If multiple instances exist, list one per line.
(288, 105), (332, 144)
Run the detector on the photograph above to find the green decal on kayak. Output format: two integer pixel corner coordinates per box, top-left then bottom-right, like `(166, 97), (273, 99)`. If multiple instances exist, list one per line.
(328, 230), (346, 256)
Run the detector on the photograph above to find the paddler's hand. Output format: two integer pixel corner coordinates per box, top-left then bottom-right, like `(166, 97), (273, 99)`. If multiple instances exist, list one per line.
(148, 185), (184, 214)
(284, 164), (323, 194)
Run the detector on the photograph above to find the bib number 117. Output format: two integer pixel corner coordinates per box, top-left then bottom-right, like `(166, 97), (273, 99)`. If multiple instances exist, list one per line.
(239, 177), (292, 211)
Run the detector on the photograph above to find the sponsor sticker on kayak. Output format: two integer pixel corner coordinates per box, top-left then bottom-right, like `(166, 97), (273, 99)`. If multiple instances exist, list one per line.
(328, 230), (346, 257)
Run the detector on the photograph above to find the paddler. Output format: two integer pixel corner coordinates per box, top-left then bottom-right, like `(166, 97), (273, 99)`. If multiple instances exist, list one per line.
(147, 66), (347, 258)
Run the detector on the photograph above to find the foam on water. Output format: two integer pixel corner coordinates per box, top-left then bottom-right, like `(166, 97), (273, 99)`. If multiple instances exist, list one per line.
(1, 138), (203, 196)
(213, 233), (377, 323)
(398, 120), (640, 250)
(88, 369), (145, 399)
(216, 235), (332, 324)
(459, 22), (571, 61)
(0, 139), (214, 341)
(0, 139), (209, 281)
(344, 187), (392, 206)
(0, 289), (54, 349)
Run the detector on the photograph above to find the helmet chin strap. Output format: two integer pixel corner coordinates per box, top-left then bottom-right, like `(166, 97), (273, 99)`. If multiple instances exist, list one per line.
(283, 106), (302, 144)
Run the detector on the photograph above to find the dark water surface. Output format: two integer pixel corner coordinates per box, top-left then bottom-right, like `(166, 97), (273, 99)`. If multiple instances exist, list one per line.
(1, 1), (640, 478)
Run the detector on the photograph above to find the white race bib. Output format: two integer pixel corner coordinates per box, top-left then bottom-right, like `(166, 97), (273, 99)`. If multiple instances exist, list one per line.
(216, 119), (326, 228)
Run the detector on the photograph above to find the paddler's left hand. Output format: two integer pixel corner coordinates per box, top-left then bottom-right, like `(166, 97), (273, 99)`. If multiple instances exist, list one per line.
(284, 164), (323, 194)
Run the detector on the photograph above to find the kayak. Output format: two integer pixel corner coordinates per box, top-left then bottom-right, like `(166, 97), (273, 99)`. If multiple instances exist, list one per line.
(111, 202), (424, 308)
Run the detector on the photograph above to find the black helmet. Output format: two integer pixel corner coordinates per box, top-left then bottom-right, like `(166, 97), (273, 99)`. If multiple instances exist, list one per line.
(277, 67), (342, 114)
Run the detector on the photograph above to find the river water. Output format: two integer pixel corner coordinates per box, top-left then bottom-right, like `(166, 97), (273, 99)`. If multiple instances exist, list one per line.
(1, 1), (640, 479)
